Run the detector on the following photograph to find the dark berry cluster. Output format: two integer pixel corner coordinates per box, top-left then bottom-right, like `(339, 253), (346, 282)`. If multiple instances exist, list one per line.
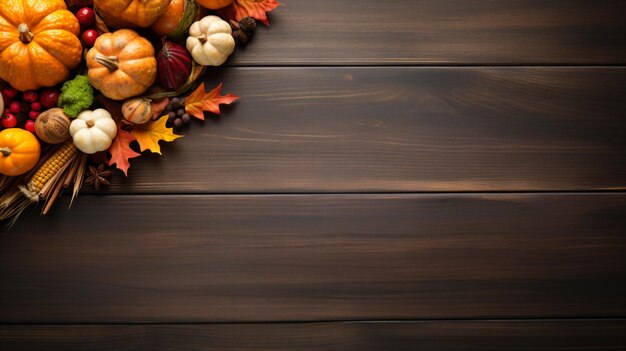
(165, 97), (191, 128)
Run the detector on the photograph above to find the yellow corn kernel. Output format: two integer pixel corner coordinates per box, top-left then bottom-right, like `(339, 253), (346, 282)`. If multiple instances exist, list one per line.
(20, 141), (78, 201)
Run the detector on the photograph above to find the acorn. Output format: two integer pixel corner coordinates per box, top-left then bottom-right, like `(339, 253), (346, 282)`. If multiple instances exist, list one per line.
(34, 108), (71, 144)
(230, 17), (256, 45)
(239, 17), (256, 32)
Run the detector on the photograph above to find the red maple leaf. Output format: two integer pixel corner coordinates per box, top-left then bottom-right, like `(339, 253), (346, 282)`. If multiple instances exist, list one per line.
(184, 83), (239, 120)
(108, 124), (141, 176)
(218, 0), (282, 26)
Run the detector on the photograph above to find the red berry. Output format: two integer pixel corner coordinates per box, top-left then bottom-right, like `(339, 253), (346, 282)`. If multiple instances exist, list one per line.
(29, 111), (40, 120)
(1, 113), (17, 128)
(23, 90), (39, 103)
(30, 101), (42, 111)
(2, 87), (18, 99)
(9, 101), (21, 114)
(24, 119), (36, 133)
(81, 29), (99, 48)
(40, 88), (60, 108)
(76, 7), (96, 26)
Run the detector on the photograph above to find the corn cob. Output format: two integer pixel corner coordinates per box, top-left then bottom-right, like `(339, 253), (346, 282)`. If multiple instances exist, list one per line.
(20, 141), (78, 201)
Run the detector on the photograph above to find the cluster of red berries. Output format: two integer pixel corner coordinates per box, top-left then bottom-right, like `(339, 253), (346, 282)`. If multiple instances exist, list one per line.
(75, 5), (99, 48)
(1, 87), (60, 132)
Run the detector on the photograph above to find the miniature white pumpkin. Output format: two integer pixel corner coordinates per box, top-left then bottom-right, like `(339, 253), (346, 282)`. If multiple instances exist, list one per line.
(69, 109), (117, 154)
(186, 15), (235, 66)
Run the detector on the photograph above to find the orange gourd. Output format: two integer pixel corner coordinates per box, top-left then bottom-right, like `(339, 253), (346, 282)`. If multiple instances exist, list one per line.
(0, 0), (82, 91)
(196, 0), (234, 10)
(86, 29), (157, 100)
(95, 0), (172, 28)
(122, 98), (153, 125)
(0, 128), (41, 176)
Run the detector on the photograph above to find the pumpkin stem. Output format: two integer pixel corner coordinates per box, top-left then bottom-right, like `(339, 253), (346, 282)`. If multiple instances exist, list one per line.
(18, 24), (34, 43)
(95, 54), (119, 73)
(0, 147), (11, 157)
(86, 120), (95, 128)
(197, 34), (208, 44)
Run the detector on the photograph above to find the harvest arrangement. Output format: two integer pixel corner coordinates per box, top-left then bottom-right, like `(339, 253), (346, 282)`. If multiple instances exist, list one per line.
(0, 0), (281, 223)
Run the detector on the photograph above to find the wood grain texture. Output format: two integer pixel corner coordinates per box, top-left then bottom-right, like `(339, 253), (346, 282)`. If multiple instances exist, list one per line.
(94, 67), (626, 194)
(2, 320), (625, 351)
(1, 0), (625, 346)
(230, 0), (626, 65)
(1, 194), (625, 322)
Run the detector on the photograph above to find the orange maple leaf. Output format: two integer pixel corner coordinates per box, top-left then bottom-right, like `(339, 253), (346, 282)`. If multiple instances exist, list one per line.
(131, 116), (183, 155)
(108, 124), (141, 176)
(184, 82), (239, 120)
(218, 0), (282, 26)
(151, 98), (170, 120)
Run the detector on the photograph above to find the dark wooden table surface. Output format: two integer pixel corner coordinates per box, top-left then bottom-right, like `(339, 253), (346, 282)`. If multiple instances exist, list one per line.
(2, 1), (626, 349)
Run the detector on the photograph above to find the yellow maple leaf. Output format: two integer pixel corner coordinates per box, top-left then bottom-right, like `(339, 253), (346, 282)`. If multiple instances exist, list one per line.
(130, 116), (183, 155)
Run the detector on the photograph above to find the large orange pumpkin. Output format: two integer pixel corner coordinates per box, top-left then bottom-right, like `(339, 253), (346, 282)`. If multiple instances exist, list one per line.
(196, 0), (234, 10)
(0, 0), (82, 91)
(86, 29), (157, 100)
(0, 128), (41, 176)
(95, 0), (172, 28)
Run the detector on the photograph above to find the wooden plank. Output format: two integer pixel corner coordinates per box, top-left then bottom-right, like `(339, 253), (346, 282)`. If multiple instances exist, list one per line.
(97, 67), (626, 194)
(1, 194), (625, 322)
(2, 320), (625, 350)
(230, 0), (626, 65)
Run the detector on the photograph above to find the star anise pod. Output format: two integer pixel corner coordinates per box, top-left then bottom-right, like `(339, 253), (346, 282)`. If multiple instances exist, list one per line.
(85, 164), (112, 191)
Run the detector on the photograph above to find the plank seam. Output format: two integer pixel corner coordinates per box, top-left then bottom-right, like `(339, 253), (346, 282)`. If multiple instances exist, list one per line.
(3, 317), (626, 326)
(227, 64), (626, 68)
(70, 190), (626, 197)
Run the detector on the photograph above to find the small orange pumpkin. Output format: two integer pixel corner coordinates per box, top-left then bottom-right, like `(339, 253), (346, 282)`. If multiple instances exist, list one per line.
(0, 128), (41, 176)
(86, 29), (157, 100)
(95, 0), (172, 28)
(0, 0), (82, 91)
(151, 0), (198, 40)
(196, 0), (234, 10)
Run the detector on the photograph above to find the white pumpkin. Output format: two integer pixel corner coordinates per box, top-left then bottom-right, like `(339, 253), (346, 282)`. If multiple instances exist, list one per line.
(69, 109), (117, 154)
(186, 15), (235, 66)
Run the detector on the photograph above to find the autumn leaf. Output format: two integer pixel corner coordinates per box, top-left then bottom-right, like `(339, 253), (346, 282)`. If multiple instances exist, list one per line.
(218, 0), (282, 26)
(131, 116), (183, 155)
(151, 98), (170, 120)
(108, 125), (141, 176)
(185, 83), (239, 120)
